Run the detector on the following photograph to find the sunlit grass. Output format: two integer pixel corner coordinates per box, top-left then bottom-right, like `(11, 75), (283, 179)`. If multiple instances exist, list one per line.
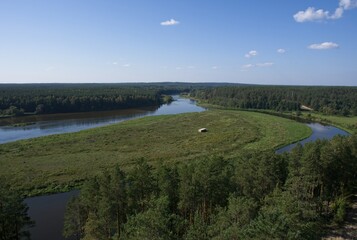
(0, 110), (311, 196)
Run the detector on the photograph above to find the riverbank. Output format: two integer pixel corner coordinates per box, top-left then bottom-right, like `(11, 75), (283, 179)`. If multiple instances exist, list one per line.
(193, 100), (357, 134)
(0, 109), (310, 197)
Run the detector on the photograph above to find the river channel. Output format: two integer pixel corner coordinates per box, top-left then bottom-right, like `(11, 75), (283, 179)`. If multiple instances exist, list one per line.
(9, 97), (349, 239)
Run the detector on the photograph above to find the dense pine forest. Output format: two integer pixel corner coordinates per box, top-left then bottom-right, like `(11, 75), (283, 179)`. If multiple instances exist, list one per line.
(0, 84), (164, 116)
(0, 83), (241, 116)
(59, 135), (357, 240)
(190, 86), (357, 116)
(2, 84), (357, 117)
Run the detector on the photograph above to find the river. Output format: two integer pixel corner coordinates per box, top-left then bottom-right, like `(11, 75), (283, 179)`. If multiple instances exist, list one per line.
(276, 122), (350, 153)
(0, 96), (204, 144)
(17, 98), (350, 240)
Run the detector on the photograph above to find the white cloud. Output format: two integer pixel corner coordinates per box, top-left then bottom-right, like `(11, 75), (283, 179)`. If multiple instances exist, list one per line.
(277, 48), (286, 54)
(212, 66), (219, 70)
(160, 19), (180, 26)
(245, 50), (258, 58)
(293, 7), (329, 22)
(339, 0), (357, 10)
(187, 66), (195, 69)
(256, 62), (274, 67)
(330, 7), (344, 19)
(241, 63), (274, 69)
(294, 0), (357, 22)
(242, 64), (254, 69)
(122, 64), (131, 67)
(308, 42), (339, 50)
(112, 62), (118, 65)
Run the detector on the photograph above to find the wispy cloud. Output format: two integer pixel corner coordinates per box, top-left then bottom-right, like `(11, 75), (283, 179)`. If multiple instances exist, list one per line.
(112, 62), (118, 65)
(245, 50), (258, 58)
(242, 64), (254, 69)
(212, 66), (219, 70)
(122, 64), (131, 67)
(277, 48), (286, 54)
(294, 0), (357, 22)
(293, 7), (329, 22)
(340, 0), (357, 10)
(241, 62), (274, 69)
(161, 19), (180, 26)
(256, 62), (274, 67)
(308, 42), (339, 50)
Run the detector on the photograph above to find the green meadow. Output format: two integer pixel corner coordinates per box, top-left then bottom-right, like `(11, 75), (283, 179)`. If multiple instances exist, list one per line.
(0, 110), (311, 196)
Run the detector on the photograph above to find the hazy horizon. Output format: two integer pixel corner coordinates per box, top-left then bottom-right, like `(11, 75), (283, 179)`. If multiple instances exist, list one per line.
(1, 0), (357, 86)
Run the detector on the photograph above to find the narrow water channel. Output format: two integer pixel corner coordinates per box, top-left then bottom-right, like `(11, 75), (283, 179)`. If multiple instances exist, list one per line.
(276, 122), (350, 154)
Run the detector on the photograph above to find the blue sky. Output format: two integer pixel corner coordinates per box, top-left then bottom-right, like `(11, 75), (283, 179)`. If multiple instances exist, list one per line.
(0, 0), (356, 85)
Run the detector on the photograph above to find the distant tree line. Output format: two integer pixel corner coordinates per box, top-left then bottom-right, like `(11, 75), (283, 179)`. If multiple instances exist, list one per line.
(190, 86), (357, 116)
(0, 84), (167, 116)
(63, 134), (357, 240)
(0, 83), (248, 117)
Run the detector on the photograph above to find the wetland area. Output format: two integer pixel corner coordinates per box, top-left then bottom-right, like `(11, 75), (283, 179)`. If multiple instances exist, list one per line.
(0, 96), (349, 240)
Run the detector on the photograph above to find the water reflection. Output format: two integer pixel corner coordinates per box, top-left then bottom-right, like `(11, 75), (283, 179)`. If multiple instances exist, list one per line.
(24, 191), (79, 240)
(0, 96), (205, 144)
(276, 123), (350, 154)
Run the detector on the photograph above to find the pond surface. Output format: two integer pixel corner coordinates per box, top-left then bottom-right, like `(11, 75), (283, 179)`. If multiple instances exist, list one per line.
(24, 191), (79, 240)
(0, 96), (204, 144)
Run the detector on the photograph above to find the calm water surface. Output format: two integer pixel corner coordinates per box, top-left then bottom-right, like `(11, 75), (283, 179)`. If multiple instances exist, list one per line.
(276, 123), (350, 153)
(0, 96), (204, 144)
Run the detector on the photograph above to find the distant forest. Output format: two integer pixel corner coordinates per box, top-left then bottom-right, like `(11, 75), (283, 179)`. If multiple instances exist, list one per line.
(0, 83), (237, 116)
(190, 86), (357, 116)
(2, 84), (357, 117)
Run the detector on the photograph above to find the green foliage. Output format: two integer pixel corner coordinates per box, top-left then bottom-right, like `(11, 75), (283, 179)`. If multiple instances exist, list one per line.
(0, 179), (34, 240)
(63, 133), (356, 239)
(233, 151), (288, 200)
(332, 197), (347, 225)
(183, 211), (209, 240)
(120, 196), (174, 240)
(190, 86), (357, 116)
(208, 196), (258, 239)
(0, 84), (164, 115)
(63, 196), (86, 239)
(0, 110), (311, 196)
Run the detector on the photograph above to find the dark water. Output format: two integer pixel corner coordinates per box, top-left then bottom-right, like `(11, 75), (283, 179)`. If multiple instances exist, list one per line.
(0, 96), (204, 144)
(276, 123), (350, 154)
(24, 191), (79, 240)
(21, 96), (205, 240)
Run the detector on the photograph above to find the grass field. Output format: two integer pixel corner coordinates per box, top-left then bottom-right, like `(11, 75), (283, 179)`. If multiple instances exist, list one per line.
(0, 110), (311, 196)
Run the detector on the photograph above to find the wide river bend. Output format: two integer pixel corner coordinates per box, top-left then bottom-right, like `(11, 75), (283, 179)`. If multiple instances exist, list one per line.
(7, 97), (348, 239)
